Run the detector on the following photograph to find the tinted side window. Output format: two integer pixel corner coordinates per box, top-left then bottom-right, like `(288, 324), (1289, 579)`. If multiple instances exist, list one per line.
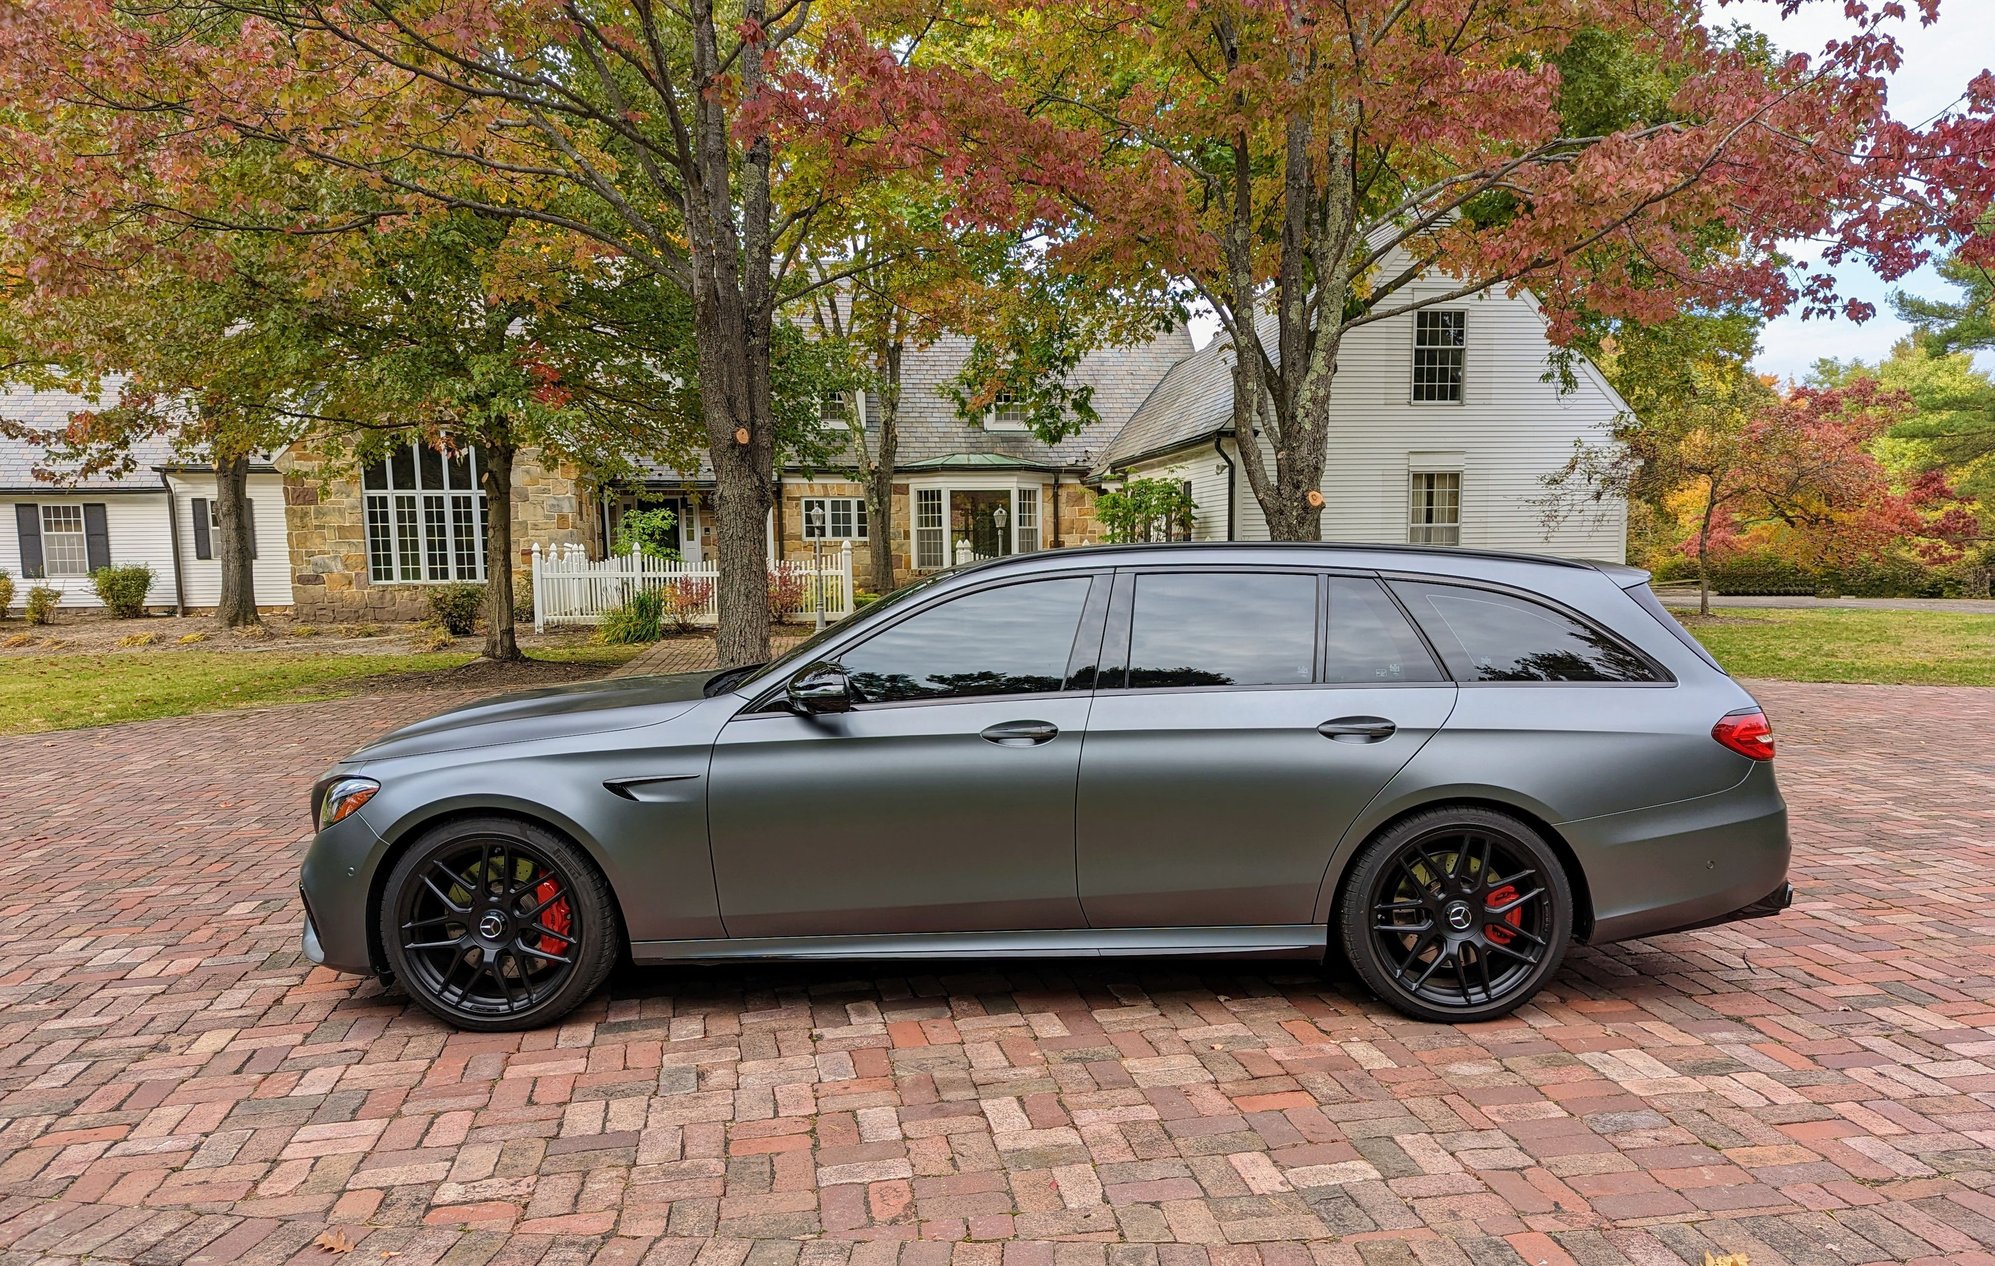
(840, 577), (1091, 703)
(1325, 578), (1445, 683)
(1391, 581), (1660, 683)
(1124, 572), (1316, 689)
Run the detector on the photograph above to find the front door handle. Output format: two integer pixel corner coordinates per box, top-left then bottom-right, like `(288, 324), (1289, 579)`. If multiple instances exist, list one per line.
(1319, 716), (1396, 742)
(981, 720), (1059, 746)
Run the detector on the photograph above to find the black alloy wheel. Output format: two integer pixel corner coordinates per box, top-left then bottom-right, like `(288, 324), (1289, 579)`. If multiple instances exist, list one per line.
(379, 816), (618, 1031)
(1339, 807), (1573, 1023)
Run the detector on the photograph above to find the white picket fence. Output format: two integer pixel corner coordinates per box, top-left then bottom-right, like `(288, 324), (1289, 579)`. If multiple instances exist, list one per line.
(531, 541), (855, 631)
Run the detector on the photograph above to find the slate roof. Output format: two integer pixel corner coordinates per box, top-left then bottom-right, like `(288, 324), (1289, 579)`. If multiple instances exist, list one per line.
(631, 325), (1198, 486)
(0, 382), (274, 492)
(1091, 312), (1293, 473)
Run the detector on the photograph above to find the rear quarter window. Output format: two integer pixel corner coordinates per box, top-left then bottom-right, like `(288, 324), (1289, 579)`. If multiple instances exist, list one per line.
(1390, 580), (1663, 683)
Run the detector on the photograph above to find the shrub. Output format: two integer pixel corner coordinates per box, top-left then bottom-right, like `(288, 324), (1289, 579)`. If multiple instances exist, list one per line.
(4, 632), (33, 648)
(91, 564), (155, 619)
(291, 623), (320, 638)
(512, 570), (535, 624)
(24, 585), (60, 625)
(235, 622), (274, 640)
(117, 631), (159, 647)
(853, 590), (881, 609)
(426, 582), (487, 636)
(336, 622), (381, 638)
(614, 507), (681, 560)
(766, 569), (807, 622)
(178, 631), (209, 644)
(665, 576), (714, 634)
(599, 588), (665, 644)
(0, 569), (13, 617)
(410, 620), (456, 652)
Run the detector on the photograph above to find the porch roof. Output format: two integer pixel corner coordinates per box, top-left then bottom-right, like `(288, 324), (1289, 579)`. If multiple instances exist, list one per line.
(897, 452), (1064, 473)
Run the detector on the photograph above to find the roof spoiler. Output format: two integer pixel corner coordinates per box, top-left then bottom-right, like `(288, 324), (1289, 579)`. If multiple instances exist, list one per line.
(1594, 561), (1653, 589)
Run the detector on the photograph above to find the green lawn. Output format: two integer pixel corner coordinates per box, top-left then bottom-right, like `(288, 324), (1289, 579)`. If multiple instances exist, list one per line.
(0, 644), (640, 736)
(1673, 608), (1995, 686)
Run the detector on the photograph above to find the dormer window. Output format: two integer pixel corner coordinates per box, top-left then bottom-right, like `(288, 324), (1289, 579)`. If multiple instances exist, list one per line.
(820, 390), (862, 430)
(986, 391), (1030, 432)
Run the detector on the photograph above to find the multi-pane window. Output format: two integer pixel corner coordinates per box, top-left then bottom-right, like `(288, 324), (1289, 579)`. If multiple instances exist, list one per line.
(914, 488), (946, 569)
(1013, 489), (1040, 553)
(1412, 310), (1466, 402)
(39, 505), (88, 577)
(1408, 471), (1461, 546)
(986, 391), (1030, 431)
(362, 444), (487, 583)
(802, 496), (867, 540)
(820, 390), (861, 429)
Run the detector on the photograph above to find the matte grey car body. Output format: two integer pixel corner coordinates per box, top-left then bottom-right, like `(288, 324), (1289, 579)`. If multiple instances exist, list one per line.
(300, 543), (1792, 1028)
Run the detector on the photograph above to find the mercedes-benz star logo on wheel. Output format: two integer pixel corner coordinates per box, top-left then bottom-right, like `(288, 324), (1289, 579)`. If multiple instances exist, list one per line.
(1445, 903), (1474, 932)
(478, 912), (506, 939)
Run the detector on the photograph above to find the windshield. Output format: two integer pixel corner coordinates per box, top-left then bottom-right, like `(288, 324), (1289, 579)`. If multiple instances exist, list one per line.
(726, 568), (955, 694)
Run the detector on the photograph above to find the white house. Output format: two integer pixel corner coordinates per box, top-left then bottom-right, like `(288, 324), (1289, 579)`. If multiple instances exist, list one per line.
(0, 384), (292, 613)
(1094, 260), (1629, 561)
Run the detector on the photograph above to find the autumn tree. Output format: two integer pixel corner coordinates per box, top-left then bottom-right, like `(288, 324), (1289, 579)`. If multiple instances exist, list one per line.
(0, 0), (1000, 665)
(0, 232), (324, 628)
(826, 0), (1995, 540)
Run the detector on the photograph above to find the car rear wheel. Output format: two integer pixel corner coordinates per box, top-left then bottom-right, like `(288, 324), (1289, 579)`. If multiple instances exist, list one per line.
(380, 817), (619, 1031)
(1338, 807), (1572, 1023)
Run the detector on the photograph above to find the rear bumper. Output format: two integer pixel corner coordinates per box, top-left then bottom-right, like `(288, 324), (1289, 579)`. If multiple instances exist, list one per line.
(1568, 762), (1793, 945)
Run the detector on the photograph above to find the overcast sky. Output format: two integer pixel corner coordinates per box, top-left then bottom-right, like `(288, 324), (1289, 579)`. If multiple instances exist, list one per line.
(1731, 0), (1994, 381)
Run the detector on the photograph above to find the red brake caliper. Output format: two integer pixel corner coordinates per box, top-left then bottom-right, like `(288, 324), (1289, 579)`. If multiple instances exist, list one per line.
(1484, 884), (1524, 946)
(533, 879), (572, 956)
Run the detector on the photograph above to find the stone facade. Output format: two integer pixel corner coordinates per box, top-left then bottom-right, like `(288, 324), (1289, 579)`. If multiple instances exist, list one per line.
(279, 444), (595, 621)
(771, 476), (1112, 593)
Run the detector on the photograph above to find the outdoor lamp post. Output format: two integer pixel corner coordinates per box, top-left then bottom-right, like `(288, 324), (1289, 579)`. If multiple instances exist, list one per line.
(805, 502), (827, 631)
(993, 503), (1008, 555)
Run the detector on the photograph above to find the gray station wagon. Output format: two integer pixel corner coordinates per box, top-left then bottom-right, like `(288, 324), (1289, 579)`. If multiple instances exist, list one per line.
(300, 543), (1792, 1030)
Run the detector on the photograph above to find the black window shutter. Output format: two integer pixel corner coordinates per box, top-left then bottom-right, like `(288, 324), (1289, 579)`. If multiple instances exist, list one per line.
(82, 503), (111, 571)
(192, 498), (211, 560)
(246, 499), (258, 559)
(14, 504), (43, 579)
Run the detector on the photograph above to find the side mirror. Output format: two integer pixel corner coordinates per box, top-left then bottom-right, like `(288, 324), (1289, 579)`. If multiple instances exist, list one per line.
(786, 661), (853, 714)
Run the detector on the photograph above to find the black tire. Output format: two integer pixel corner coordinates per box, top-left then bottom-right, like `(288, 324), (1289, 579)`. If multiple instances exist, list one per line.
(379, 816), (619, 1031)
(1338, 807), (1573, 1023)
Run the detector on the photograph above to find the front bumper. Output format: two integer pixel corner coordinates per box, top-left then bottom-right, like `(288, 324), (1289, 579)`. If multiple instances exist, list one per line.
(298, 811), (391, 975)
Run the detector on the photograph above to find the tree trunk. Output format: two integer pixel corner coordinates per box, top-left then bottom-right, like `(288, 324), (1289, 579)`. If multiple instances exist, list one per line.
(481, 436), (523, 661)
(1696, 493), (1716, 617)
(212, 450), (261, 629)
(865, 342), (901, 594)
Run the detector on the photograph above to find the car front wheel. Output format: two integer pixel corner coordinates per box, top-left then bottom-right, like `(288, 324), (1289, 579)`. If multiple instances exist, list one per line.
(380, 816), (619, 1031)
(1338, 807), (1573, 1023)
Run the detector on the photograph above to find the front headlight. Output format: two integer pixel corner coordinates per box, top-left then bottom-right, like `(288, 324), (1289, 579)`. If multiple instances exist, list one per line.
(317, 776), (380, 830)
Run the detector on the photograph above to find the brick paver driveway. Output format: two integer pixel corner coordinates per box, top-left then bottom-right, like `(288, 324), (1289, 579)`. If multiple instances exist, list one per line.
(1, 681), (1992, 1266)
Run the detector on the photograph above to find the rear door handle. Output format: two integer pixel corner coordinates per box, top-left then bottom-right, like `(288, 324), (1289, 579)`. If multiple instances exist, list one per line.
(981, 720), (1059, 746)
(1319, 716), (1396, 742)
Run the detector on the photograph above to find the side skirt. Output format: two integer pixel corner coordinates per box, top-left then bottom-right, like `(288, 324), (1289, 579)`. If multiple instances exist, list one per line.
(631, 925), (1328, 964)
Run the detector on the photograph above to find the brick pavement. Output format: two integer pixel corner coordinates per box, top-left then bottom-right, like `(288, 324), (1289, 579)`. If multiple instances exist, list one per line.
(0, 680), (1991, 1266)
(612, 634), (812, 678)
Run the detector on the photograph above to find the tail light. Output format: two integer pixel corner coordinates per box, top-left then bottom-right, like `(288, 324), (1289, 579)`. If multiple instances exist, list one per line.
(1712, 708), (1775, 760)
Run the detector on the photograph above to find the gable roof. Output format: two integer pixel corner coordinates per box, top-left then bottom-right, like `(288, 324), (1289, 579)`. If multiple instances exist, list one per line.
(630, 324), (1197, 486)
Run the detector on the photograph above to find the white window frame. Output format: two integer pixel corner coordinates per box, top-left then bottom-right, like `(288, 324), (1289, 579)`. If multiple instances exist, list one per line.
(985, 391), (1030, 432)
(1408, 470), (1462, 547)
(362, 444), (488, 583)
(801, 495), (868, 541)
(820, 389), (864, 431)
(39, 504), (89, 578)
(1411, 309), (1467, 404)
(906, 475), (1050, 569)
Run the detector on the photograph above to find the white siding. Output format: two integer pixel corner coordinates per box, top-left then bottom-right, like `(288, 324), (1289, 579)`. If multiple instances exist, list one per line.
(0, 493), (176, 609)
(1120, 450), (1233, 541)
(164, 472), (293, 608)
(1132, 273), (1626, 562)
